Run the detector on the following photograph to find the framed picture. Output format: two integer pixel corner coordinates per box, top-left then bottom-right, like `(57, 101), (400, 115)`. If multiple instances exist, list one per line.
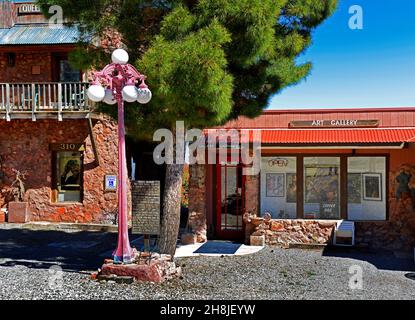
(286, 173), (297, 203)
(266, 173), (285, 197)
(348, 173), (362, 204)
(363, 173), (382, 201)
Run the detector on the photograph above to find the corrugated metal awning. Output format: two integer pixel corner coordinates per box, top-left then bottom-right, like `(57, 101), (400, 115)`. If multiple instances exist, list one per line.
(259, 128), (415, 144)
(0, 24), (82, 45)
(205, 128), (415, 147)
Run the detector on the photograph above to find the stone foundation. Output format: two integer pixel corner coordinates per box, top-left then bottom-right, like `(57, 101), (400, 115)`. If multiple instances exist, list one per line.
(100, 253), (181, 283)
(244, 213), (337, 248)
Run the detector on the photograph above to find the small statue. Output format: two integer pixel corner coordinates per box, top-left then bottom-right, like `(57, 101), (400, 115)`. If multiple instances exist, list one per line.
(396, 169), (411, 200)
(11, 169), (27, 202)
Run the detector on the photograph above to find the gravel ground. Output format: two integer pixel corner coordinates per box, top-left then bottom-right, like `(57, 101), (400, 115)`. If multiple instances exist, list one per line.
(1, 247), (415, 300)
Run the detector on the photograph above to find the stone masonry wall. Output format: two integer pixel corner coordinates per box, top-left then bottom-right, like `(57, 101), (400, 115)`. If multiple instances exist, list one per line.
(187, 164), (207, 243)
(0, 116), (129, 224)
(0, 51), (52, 83)
(244, 212), (337, 247)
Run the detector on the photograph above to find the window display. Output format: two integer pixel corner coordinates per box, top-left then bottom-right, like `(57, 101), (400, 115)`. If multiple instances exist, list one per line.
(347, 157), (386, 220)
(304, 157), (340, 219)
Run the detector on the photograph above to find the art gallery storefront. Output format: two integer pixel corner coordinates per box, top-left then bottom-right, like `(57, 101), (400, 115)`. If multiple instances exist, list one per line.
(187, 108), (415, 252)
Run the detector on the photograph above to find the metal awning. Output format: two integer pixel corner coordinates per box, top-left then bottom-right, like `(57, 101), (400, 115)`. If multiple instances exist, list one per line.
(0, 24), (82, 45)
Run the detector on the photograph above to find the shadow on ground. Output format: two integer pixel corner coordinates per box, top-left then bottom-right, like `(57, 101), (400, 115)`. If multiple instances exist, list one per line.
(323, 246), (415, 272)
(0, 229), (141, 272)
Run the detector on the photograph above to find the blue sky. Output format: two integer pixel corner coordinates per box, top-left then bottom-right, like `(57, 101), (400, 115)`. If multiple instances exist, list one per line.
(268, 0), (415, 109)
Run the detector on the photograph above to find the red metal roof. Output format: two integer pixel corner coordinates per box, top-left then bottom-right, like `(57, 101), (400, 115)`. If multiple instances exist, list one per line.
(259, 128), (415, 144)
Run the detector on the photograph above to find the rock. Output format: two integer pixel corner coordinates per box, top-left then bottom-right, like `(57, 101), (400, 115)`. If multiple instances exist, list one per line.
(181, 233), (197, 245)
(250, 235), (265, 246)
(270, 221), (284, 232)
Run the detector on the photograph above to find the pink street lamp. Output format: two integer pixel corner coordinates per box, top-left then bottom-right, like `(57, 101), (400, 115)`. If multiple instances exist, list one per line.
(87, 49), (152, 264)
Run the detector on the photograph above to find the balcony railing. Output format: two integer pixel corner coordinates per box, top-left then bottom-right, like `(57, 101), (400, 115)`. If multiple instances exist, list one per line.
(0, 82), (92, 121)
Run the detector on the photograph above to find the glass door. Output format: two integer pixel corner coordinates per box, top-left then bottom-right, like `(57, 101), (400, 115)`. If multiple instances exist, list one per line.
(216, 163), (245, 240)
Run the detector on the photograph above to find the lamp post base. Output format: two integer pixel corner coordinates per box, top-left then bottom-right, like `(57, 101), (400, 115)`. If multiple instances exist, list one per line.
(113, 254), (134, 265)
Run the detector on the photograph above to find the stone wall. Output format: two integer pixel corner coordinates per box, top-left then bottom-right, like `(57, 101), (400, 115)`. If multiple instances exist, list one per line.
(244, 213), (337, 247)
(0, 116), (127, 224)
(354, 162), (415, 252)
(187, 164), (207, 243)
(0, 51), (53, 83)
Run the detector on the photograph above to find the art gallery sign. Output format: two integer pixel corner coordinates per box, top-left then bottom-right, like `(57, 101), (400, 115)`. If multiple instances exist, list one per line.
(289, 119), (379, 128)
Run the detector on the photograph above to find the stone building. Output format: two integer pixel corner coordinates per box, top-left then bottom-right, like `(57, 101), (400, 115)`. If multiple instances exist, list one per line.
(187, 108), (415, 252)
(0, 0), (123, 223)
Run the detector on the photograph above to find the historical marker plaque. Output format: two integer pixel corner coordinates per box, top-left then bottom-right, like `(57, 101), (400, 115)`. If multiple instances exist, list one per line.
(132, 181), (160, 235)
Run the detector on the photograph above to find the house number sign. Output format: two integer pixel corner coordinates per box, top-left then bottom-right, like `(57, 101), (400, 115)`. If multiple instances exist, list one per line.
(50, 143), (85, 151)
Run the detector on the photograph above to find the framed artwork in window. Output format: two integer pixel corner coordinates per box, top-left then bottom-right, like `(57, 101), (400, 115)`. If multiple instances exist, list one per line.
(363, 173), (382, 201)
(348, 173), (362, 204)
(266, 173), (285, 197)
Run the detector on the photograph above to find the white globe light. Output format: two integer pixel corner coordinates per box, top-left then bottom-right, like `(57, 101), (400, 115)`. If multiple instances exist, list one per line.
(137, 87), (152, 104)
(112, 49), (129, 65)
(103, 89), (117, 105)
(87, 85), (105, 102)
(122, 85), (138, 102)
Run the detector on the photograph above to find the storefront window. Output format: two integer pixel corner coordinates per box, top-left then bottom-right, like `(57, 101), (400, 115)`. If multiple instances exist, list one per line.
(347, 157), (386, 220)
(304, 157), (340, 219)
(54, 151), (83, 202)
(261, 157), (297, 218)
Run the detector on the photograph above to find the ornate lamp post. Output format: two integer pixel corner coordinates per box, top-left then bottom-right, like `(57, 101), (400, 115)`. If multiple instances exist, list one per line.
(87, 49), (152, 264)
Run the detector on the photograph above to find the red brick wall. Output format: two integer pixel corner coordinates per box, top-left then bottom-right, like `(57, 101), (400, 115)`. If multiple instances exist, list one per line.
(0, 117), (126, 224)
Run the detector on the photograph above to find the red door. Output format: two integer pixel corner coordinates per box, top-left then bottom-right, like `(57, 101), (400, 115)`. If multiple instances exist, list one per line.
(216, 163), (245, 240)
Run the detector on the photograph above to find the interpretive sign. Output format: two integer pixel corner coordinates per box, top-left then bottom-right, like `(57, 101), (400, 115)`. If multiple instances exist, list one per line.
(132, 181), (160, 235)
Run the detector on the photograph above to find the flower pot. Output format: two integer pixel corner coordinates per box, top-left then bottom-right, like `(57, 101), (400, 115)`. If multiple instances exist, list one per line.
(8, 202), (28, 223)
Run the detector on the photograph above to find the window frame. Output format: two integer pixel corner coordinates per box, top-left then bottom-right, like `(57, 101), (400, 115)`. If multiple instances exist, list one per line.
(51, 148), (84, 204)
(259, 153), (389, 221)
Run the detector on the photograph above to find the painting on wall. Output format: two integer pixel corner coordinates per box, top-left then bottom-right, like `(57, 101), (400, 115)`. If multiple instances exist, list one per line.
(348, 173), (362, 204)
(266, 173), (285, 197)
(286, 173), (297, 203)
(363, 173), (382, 201)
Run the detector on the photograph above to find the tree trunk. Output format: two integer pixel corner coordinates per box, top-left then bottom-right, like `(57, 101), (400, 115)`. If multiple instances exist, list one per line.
(159, 163), (184, 257)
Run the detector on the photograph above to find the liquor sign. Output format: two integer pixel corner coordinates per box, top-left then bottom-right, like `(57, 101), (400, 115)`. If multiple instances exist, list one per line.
(289, 120), (380, 128)
(18, 3), (42, 15)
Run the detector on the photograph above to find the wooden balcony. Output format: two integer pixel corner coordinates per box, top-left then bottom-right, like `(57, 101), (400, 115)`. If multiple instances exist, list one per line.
(0, 82), (92, 121)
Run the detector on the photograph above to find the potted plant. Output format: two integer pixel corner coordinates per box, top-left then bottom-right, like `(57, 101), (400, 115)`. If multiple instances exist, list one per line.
(8, 169), (29, 223)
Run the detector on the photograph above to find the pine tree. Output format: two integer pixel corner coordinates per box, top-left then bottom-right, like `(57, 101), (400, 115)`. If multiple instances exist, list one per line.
(38, 0), (337, 256)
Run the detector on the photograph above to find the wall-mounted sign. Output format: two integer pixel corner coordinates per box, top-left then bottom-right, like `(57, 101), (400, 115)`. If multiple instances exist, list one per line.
(18, 3), (42, 15)
(105, 175), (117, 191)
(289, 120), (379, 128)
(50, 143), (85, 152)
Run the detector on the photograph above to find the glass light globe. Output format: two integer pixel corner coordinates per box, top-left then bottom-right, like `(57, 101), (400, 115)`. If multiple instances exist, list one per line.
(103, 89), (117, 105)
(87, 85), (105, 102)
(112, 49), (129, 65)
(137, 87), (152, 104)
(122, 85), (138, 102)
